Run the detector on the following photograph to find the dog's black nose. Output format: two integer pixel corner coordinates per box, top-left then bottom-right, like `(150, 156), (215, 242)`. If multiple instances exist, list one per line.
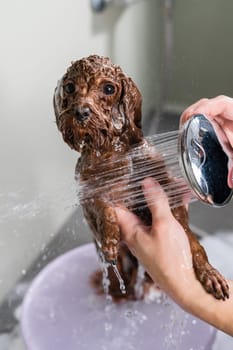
(74, 106), (91, 122)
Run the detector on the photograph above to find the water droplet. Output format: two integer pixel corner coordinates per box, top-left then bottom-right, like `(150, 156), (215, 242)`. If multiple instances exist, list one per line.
(144, 285), (164, 304)
(79, 140), (85, 150)
(112, 263), (126, 295)
(105, 294), (112, 303)
(134, 263), (145, 299)
(104, 322), (112, 332)
(98, 250), (111, 297)
(125, 309), (133, 318)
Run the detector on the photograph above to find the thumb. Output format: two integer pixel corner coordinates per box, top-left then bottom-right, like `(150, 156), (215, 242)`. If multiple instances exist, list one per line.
(142, 178), (173, 225)
(115, 207), (148, 250)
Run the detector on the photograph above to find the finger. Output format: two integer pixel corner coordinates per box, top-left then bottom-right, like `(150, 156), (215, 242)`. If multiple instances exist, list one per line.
(180, 98), (209, 125)
(115, 207), (147, 248)
(142, 178), (173, 224)
(180, 95), (233, 126)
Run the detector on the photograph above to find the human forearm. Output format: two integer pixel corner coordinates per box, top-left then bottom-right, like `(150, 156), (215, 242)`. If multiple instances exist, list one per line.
(178, 278), (233, 336)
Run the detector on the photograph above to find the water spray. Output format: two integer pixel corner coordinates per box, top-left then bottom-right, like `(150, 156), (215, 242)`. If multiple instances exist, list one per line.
(79, 114), (233, 209)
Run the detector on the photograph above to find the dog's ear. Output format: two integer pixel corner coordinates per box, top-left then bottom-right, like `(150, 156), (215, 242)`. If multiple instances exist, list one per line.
(53, 86), (60, 129)
(120, 77), (142, 130)
(53, 78), (64, 130)
(53, 77), (69, 131)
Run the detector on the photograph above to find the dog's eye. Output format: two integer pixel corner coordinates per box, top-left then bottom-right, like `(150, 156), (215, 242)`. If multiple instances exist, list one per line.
(103, 83), (115, 95)
(64, 82), (76, 94)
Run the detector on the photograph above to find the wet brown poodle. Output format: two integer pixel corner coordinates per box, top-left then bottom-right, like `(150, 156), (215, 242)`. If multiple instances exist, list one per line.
(54, 55), (229, 301)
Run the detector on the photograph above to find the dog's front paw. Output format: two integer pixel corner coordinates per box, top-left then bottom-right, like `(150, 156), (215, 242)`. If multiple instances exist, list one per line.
(102, 243), (118, 264)
(196, 263), (229, 300)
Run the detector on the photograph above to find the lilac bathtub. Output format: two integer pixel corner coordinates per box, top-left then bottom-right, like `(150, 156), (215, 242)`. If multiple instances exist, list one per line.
(21, 243), (216, 350)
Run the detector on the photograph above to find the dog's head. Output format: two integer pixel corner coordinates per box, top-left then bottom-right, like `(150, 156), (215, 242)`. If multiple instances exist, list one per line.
(54, 55), (142, 154)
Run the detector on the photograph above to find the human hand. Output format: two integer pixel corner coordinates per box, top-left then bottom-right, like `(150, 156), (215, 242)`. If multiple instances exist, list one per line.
(116, 177), (196, 306)
(180, 95), (233, 188)
(116, 178), (233, 335)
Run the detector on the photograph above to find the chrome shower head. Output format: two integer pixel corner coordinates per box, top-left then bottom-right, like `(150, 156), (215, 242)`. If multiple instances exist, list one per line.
(179, 114), (233, 207)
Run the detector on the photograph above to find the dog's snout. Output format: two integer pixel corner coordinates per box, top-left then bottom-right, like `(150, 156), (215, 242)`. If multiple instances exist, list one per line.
(74, 106), (91, 122)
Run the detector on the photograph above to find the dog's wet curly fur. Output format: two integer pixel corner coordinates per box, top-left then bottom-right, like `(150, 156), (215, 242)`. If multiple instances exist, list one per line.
(54, 54), (229, 301)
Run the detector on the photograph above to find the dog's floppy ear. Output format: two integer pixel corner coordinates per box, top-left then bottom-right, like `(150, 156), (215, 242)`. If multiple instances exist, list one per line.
(120, 77), (142, 130)
(53, 77), (69, 131)
(53, 86), (61, 129)
(53, 78), (64, 130)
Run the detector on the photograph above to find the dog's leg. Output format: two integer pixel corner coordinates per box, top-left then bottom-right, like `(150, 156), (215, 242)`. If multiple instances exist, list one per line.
(83, 198), (120, 262)
(96, 199), (120, 263)
(172, 206), (229, 300)
(83, 199), (139, 299)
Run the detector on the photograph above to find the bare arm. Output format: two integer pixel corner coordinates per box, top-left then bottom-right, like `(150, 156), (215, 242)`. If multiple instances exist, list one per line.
(116, 178), (233, 336)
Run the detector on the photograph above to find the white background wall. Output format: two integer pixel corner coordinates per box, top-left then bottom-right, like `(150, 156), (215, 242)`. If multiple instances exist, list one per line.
(166, 0), (233, 109)
(0, 0), (160, 301)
